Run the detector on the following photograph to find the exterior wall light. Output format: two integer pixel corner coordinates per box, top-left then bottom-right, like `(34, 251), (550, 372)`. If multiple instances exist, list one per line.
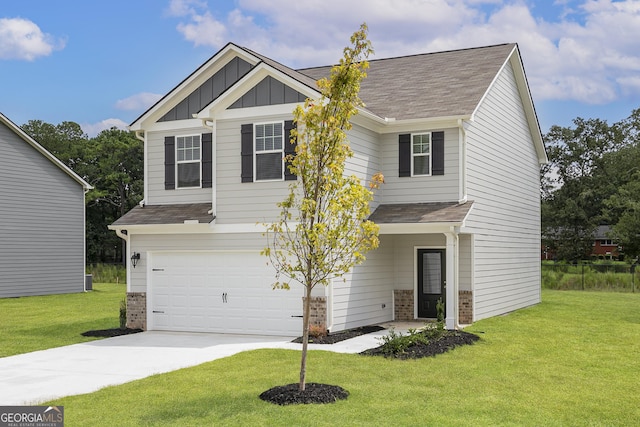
(131, 252), (141, 268)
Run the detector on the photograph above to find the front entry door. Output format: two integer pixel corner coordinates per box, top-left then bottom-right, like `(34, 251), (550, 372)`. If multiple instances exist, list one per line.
(417, 249), (446, 318)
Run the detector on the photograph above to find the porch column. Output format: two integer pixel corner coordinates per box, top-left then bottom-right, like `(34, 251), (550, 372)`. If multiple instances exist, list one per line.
(444, 232), (458, 329)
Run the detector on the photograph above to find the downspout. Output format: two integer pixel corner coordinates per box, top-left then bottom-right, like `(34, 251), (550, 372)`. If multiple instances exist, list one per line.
(457, 119), (468, 204)
(134, 130), (147, 206)
(326, 281), (334, 333)
(114, 229), (131, 293)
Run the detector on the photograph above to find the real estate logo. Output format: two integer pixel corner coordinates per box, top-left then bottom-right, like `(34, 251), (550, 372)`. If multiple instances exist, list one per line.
(0, 406), (63, 427)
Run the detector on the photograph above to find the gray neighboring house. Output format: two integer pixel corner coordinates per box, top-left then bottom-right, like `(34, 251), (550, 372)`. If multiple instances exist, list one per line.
(111, 43), (547, 335)
(0, 113), (92, 297)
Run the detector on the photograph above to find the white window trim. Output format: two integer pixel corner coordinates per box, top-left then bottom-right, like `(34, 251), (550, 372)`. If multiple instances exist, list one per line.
(411, 132), (432, 177)
(175, 134), (202, 189)
(254, 121), (285, 182)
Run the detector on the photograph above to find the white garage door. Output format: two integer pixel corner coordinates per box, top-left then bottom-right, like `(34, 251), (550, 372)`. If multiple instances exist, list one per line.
(149, 251), (303, 335)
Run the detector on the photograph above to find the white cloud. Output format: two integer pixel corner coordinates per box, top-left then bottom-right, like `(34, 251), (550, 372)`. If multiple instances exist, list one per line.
(0, 17), (64, 61)
(168, 0), (640, 105)
(81, 119), (128, 138)
(115, 92), (163, 111)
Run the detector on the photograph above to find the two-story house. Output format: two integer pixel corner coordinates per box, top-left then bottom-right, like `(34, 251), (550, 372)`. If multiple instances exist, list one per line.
(110, 42), (546, 334)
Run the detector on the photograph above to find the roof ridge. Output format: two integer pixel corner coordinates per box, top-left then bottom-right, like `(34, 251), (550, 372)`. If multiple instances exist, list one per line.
(296, 43), (516, 72)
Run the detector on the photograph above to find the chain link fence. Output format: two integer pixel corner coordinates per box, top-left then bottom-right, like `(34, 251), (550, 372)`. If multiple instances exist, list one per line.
(542, 262), (639, 292)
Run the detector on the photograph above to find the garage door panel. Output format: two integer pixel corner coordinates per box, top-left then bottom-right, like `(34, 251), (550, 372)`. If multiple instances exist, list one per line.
(150, 252), (303, 335)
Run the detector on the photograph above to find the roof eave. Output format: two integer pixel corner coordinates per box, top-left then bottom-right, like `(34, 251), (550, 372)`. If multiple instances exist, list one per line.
(0, 112), (93, 190)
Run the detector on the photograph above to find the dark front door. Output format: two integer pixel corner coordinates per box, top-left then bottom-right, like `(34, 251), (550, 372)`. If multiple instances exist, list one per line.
(417, 249), (445, 318)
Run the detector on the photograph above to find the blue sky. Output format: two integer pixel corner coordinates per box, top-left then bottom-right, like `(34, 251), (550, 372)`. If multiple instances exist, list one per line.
(1, 0), (639, 136)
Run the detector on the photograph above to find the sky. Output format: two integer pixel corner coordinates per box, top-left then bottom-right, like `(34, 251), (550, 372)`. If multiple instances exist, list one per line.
(1, 0), (639, 137)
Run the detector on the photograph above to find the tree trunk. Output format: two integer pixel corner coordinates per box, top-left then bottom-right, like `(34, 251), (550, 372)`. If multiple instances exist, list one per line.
(299, 285), (312, 391)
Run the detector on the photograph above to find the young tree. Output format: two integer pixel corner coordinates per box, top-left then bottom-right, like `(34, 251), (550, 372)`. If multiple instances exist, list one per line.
(263, 24), (382, 391)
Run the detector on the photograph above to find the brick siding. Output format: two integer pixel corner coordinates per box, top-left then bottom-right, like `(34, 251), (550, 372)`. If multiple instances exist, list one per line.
(394, 289), (414, 321)
(458, 290), (473, 325)
(127, 292), (147, 330)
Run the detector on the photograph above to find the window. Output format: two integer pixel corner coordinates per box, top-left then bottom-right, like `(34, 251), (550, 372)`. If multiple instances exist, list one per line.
(255, 122), (284, 181)
(176, 135), (201, 188)
(601, 239), (615, 246)
(412, 133), (431, 176)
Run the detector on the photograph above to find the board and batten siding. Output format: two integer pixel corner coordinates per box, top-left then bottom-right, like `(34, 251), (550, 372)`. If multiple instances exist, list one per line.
(146, 126), (213, 205)
(0, 121), (85, 297)
(379, 129), (459, 204)
(464, 61), (542, 321)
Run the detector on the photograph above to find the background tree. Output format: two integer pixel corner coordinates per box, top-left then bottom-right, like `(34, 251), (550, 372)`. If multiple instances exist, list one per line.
(21, 121), (143, 264)
(542, 108), (640, 261)
(263, 24), (381, 391)
(84, 128), (143, 263)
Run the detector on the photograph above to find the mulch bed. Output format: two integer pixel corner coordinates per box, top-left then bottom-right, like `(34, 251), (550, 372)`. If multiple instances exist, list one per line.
(291, 325), (385, 344)
(259, 383), (349, 405)
(360, 329), (480, 359)
(81, 328), (143, 337)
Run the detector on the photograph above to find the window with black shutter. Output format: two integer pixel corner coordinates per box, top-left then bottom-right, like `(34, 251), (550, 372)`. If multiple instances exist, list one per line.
(398, 131), (445, 177)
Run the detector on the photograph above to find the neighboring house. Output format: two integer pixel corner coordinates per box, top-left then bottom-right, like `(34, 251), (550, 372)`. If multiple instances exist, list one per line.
(541, 225), (622, 261)
(0, 113), (92, 298)
(110, 42), (546, 334)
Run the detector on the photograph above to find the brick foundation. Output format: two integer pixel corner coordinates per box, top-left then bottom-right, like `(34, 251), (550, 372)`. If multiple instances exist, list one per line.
(304, 296), (327, 332)
(458, 290), (473, 325)
(394, 290), (414, 321)
(127, 292), (147, 330)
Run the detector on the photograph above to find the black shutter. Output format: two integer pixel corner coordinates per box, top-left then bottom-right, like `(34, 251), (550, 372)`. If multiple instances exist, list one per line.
(202, 133), (213, 188)
(241, 124), (253, 183)
(164, 136), (175, 190)
(398, 133), (411, 177)
(432, 131), (445, 175)
(284, 120), (297, 181)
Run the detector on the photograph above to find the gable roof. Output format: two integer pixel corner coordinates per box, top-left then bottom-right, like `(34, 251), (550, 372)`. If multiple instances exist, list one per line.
(130, 42), (544, 162)
(0, 112), (92, 190)
(299, 44), (516, 121)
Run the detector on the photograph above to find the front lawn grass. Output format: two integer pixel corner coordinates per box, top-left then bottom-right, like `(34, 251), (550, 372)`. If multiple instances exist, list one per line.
(50, 290), (640, 426)
(0, 283), (126, 357)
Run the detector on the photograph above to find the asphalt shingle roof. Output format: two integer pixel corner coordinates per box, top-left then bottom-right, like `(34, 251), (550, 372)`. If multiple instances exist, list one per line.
(111, 203), (213, 226)
(297, 43), (516, 120)
(369, 201), (473, 224)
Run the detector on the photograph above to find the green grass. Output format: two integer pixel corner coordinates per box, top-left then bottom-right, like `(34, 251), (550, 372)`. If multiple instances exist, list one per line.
(47, 290), (640, 426)
(0, 283), (126, 357)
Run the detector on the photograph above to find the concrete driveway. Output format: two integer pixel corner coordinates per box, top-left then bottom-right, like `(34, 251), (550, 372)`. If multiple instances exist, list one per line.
(0, 328), (393, 405)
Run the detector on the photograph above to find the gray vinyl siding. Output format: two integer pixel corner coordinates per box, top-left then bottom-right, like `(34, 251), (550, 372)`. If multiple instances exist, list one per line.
(0, 122), (85, 297)
(344, 124), (383, 209)
(217, 120), (382, 224)
(329, 235), (394, 332)
(464, 61), (541, 320)
(390, 234), (446, 290)
(380, 129), (459, 204)
(215, 116), (292, 224)
(147, 126), (212, 205)
(459, 234), (472, 292)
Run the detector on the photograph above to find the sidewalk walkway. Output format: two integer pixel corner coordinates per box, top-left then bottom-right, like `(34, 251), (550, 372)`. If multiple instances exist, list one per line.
(0, 322), (418, 405)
